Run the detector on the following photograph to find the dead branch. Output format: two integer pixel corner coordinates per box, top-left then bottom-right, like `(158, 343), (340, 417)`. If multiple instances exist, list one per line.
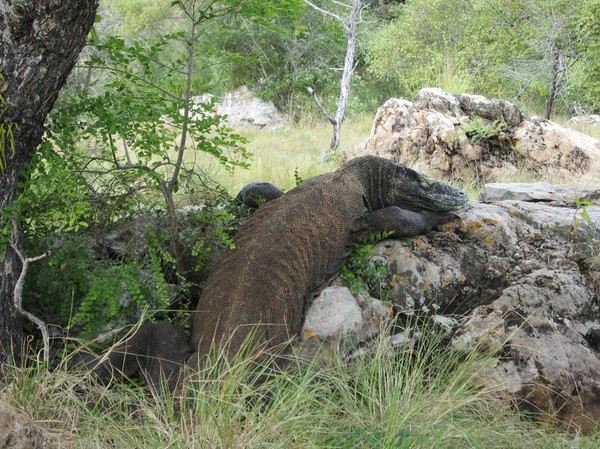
(306, 87), (336, 125)
(9, 241), (51, 363)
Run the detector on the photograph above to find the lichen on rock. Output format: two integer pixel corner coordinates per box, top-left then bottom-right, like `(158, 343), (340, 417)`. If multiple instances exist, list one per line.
(363, 184), (600, 431)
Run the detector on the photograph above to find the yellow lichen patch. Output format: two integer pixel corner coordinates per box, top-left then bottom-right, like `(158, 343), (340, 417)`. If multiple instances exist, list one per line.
(485, 235), (495, 246)
(414, 237), (428, 250)
(466, 220), (483, 232)
(483, 218), (499, 226)
(458, 274), (466, 282)
(439, 221), (456, 229)
(423, 284), (430, 292)
(441, 278), (450, 287)
(304, 329), (314, 340)
(389, 274), (409, 287)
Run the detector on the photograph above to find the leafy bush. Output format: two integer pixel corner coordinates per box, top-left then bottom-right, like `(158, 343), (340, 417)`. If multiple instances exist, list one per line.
(461, 118), (506, 144)
(24, 235), (170, 338)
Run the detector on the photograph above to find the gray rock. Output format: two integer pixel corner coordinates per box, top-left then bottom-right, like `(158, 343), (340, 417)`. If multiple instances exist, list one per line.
(458, 93), (523, 127)
(302, 286), (363, 340)
(301, 286), (391, 343)
(355, 294), (392, 339)
(414, 87), (461, 114)
(480, 182), (571, 203)
(189, 86), (287, 130)
(347, 89), (600, 184)
(480, 182), (600, 206)
(371, 197), (600, 431)
(568, 115), (600, 128)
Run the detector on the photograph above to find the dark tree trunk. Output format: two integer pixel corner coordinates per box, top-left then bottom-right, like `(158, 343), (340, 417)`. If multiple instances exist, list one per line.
(0, 0), (99, 364)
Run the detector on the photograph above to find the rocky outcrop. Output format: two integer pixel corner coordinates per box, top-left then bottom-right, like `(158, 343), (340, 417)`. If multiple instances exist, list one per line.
(310, 182), (600, 431)
(189, 86), (287, 130)
(346, 88), (600, 184)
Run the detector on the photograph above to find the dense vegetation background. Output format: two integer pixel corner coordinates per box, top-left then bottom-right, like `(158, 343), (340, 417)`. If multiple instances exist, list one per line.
(1, 1), (600, 446)
(92, 0), (600, 120)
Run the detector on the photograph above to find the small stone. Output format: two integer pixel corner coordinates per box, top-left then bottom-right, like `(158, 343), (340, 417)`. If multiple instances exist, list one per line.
(302, 286), (362, 340)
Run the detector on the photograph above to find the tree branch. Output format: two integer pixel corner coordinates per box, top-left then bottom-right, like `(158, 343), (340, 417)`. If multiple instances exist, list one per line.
(10, 240), (51, 363)
(302, 0), (345, 26)
(306, 87), (336, 125)
(330, 0), (352, 10)
(84, 65), (181, 101)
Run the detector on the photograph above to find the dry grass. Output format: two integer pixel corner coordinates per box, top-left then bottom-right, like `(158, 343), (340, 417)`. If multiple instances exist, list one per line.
(4, 325), (599, 448)
(194, 116), (373, 195)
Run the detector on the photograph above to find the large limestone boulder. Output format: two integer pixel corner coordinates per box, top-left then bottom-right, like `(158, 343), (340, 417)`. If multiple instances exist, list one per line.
(301, 182), (600, 431)
(346, 88), (600, 184)
(361, 184), (600, 431)
(190, 86), (287, 130)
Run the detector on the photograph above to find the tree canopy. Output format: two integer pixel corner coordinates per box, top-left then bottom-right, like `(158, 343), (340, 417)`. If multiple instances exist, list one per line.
(366, 0), (599, 116)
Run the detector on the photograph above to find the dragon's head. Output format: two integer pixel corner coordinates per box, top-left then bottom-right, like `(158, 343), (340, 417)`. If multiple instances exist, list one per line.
(347, 156), (469, 212)
(386, 163), (469, 212)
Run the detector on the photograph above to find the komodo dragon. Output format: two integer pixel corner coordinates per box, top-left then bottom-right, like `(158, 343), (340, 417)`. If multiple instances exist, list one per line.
(88, 155), (468, 389)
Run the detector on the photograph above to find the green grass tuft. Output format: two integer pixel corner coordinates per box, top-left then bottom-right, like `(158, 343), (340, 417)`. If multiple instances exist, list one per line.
(196, 116), (373, 196)
(3, 322), (600, 448)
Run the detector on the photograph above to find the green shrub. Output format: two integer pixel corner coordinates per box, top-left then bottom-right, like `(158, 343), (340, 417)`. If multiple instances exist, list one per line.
(24, 234), (171, 338)
(340, 232), (393, 300)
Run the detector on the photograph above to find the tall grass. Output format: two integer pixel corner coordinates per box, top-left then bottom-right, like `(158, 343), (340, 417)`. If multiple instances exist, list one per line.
(194, 116), (373, 196)
(3, 325), (600, 448)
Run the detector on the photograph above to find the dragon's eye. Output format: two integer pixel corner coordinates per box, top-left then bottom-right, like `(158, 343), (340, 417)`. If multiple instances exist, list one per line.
(417, 174), (435, 186)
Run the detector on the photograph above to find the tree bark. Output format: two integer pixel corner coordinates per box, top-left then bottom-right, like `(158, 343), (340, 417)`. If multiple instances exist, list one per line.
(0, 0), (99, 364)
(329, 0), (360, 152)
(304, 0), (362, 155)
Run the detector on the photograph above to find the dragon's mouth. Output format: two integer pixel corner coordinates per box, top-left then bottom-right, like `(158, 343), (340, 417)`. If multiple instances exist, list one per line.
(413, 178), (470, 211)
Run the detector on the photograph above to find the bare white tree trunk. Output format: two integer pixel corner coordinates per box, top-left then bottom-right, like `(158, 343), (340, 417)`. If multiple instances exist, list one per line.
(304, 0), (363, 155)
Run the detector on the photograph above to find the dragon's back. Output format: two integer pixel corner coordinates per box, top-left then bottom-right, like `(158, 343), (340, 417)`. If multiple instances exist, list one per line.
(191, 171), (366, 357)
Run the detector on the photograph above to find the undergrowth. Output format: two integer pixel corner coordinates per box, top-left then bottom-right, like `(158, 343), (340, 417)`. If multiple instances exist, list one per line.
(340, 231), (394, 300)
(3, 323), (599, 448)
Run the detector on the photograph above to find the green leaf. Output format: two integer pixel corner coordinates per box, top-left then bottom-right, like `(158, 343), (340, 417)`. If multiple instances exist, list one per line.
(580, 207), (592, 224)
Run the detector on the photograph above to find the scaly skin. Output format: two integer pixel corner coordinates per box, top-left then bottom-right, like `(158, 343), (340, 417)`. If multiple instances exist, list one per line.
(90, 156), (468, 388)
(190, 155), (468, 358)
